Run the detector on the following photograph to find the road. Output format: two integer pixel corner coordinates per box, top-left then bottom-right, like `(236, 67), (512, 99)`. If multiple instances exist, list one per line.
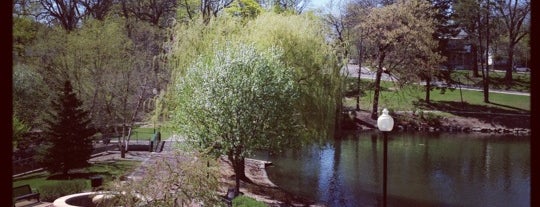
(342, 64), (530, 96)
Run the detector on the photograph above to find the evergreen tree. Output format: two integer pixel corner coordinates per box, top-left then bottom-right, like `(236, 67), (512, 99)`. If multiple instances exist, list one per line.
(37, 80), (96, 176)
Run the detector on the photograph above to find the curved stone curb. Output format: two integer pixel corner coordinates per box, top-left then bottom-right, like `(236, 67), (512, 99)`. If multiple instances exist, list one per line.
(53, 192), (108, 207)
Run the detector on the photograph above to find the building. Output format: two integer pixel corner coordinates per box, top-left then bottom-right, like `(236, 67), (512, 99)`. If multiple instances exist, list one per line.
(442, 29), (475, 70)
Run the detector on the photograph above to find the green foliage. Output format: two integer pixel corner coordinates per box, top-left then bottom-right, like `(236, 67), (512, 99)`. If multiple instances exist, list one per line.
(422, 112), (442, 127)
(176, 0), (200, 21)
(233, 195), (267, 207)
(357, 0), (443, 116)
(361, 0), (443, 80)
(243, 13), (342, 138)
(37, 81), (96, 175)
(172, 43), (302, 157)
(12, 63), (49, 126)
(13, 16), (40, 59)
(30, 17), (140, 132)
(226, 0), (263, 19)
(12, 116), (30, 149)
(166, 13), (341, 144)
(38, 180), (87, 202)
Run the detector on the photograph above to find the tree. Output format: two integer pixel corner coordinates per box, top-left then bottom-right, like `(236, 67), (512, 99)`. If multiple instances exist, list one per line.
(494, 0), (530, 84)
(165, 13), (341, 193)
(454, 0), (483, 78)
(428, 0), (459, 41)
(13, 64), (49, 127)
(37, 80), (96, 175)
(456, 0), (496, 103)
(13, 116), (31, 150)
(244, 13), (342, 135)
(357, 0), (443, 119)
(225, 0), (263, 19)
(200, 0), (235, 23)
(273, 0), (309, 14)
(119, 0), (178, 27)
(171, 44), (304, 194)
(13, 16), (41, 61)
(344, 0), (374, 111)
(38, 0), (85, 31)
(167, 13), (341, 136)
(80, 0), (114, 20)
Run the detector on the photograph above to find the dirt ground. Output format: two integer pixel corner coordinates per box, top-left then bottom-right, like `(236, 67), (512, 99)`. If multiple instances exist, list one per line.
(218, 157), (323, 207)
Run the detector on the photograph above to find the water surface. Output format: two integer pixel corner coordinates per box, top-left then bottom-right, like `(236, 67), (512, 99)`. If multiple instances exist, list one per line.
(258, 132), (530, 207)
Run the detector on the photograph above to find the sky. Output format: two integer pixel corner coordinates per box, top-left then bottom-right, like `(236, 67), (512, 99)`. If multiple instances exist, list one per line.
(309, 0), (332, 9)
(306, 0), (344, 15)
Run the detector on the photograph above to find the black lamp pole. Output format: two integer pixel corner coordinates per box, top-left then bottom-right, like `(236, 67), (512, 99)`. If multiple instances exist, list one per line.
(378, 108), (393, 207)
(382, 131), (388, 207)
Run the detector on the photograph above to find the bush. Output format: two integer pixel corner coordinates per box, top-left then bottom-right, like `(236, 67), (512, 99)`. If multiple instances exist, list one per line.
(39, 180), (88, 202)
(423, 112), (442, 127)
(232, 195), (267, 207)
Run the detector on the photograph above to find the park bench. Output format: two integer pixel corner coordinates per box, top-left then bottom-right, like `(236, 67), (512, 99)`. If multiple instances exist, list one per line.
(13, 184), (40, 206)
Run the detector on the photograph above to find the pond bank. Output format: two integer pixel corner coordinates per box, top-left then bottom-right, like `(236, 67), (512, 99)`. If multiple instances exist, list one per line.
(219, 157), (324, 207)
(343, 110), (530, 135)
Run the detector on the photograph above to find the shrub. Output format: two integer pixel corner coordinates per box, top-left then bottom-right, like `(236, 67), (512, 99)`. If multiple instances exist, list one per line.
(39, 180), (88, 202)
(232, 195), (266, 207)
(423, 112), (442, 127)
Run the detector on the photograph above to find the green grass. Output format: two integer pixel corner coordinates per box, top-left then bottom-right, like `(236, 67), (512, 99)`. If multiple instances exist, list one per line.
(13, 160), (141, 192)
(347, 80), (530, 112)
(451, 70), (530, 92)
(232, 195), (267, 207)
(121, 127), (173, 141)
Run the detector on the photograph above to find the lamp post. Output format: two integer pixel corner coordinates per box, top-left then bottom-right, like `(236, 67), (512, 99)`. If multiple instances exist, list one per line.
(377, 108), (394, 207)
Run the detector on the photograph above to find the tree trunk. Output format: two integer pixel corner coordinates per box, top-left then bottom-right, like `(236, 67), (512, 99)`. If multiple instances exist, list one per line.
(228, 150), (248, 195)
(483, 0), (490, 103)
(120, 143), (126, 158)
(505, 43), (514, 84)
(121, 125), (126, 158)
(371, 52), (386, 120)
(425, 78), (431, 103)
(356, 39), (363, 111)
(472, 44), (480, 77)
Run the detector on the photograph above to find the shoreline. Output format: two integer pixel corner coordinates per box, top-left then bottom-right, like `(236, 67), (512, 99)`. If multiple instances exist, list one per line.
(218, 157), (324, 207)
(346, 110), (531, 135)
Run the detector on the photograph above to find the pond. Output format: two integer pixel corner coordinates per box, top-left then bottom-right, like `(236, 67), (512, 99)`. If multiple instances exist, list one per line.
(256, 132), (530, 207)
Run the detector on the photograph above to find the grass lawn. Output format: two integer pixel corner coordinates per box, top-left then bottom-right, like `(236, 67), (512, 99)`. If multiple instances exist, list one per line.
(116, 127), (173, 141)
(451, 70), (530, 92)
(13, 160), (140, 193)
(346, 80), (530, 113)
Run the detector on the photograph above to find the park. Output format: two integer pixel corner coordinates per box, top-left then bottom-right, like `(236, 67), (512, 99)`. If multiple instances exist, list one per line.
(13, 0), (530, 206)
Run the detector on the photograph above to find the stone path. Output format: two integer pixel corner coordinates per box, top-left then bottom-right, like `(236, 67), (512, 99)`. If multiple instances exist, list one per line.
(125, 135), (183, 181)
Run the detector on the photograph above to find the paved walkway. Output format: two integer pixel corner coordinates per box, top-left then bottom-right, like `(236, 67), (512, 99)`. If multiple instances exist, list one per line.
(125, 135), (183, 181)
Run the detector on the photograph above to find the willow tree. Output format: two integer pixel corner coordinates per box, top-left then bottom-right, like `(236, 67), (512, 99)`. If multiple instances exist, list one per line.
(357, 0), (443, 118)
(172, 44), (303, 194)
(166, 13), (342, 194)
(243, 13), (342, 135)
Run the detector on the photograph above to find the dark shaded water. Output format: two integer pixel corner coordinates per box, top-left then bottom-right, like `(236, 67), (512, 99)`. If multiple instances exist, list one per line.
(257, 132), (530, 207)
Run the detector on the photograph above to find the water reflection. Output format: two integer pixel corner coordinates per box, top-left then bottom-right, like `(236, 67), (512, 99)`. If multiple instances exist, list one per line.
(261, 132), (530, 207)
